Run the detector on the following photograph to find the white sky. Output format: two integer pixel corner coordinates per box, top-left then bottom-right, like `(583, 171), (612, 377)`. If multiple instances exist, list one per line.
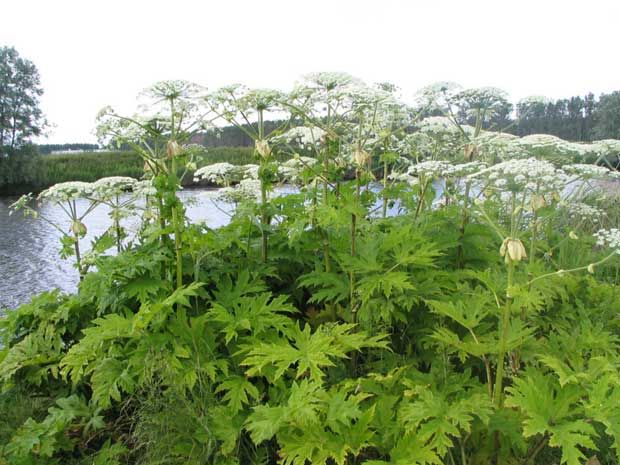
(2, 0), (619, 144)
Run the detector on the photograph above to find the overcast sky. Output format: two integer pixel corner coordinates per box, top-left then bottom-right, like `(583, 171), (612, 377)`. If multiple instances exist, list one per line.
(2, 0), (619, 144)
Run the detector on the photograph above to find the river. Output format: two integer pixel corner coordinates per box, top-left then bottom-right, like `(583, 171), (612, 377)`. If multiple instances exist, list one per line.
(0, 188), (234, 310)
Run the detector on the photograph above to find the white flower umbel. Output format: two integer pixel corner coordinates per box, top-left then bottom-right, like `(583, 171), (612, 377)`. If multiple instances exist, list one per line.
(470, 158), (566, 193)
(511, 134), (584, 159)
(217, 178), (263, 203)
(454, 87), (509, 121)
(564, 202), (606, 224)
(562, 163), (611, 179)
(474, 132), (527, 160)
(283, 156), (318, 168)
(241, 164), (260, 180)
(594, 228), (620, 254)
(416, 116), (463, 135)
(407, 160), (453, 179)
(413, 81), (462, 112)
(38, 181), (94, 202)
(133, 180), (157, 197)
(92, 176), (137, 200)
(194, 162), (237, 186)
(278, 156), (319, 183)
(274, 126), (327, 148)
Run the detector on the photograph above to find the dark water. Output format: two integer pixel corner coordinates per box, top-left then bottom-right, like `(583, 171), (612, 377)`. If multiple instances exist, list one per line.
(0, 189), (234, 310)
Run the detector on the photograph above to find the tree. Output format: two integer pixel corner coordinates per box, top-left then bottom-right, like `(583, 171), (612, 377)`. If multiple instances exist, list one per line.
(593, 91), (620, 140)
(0, 46), (46, 148)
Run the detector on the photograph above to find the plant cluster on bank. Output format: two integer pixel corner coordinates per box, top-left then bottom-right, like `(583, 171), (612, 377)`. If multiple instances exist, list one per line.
(2, 76), (620, 465)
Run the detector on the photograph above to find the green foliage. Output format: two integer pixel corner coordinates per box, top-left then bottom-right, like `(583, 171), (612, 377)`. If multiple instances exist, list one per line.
(2, 78), (620, 465)
(37, 146), (259, 188)
(0, 145), (43, 195)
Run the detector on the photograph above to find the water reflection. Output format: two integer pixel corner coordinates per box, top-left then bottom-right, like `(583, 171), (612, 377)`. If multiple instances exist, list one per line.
(0, 189), (233, 310)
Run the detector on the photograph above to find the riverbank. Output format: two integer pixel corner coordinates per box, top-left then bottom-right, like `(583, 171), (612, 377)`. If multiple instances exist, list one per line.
(0, 147), (259, 195)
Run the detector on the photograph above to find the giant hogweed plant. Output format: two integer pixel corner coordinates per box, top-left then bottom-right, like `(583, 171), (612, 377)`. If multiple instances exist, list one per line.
(96, 80), (212, 289)
(2, 76), (620, 465)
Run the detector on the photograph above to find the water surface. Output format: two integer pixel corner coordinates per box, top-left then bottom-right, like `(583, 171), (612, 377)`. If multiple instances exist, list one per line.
(0, 189), (233, 310)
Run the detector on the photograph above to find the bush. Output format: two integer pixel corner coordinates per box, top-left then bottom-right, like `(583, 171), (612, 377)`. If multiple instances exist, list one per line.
(0, 144), (43, 195)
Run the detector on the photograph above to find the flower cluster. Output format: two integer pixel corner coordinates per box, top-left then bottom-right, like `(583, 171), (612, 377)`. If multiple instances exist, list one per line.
(92, 177), (137, 199)
(38, 181), (94, 202)
(474, 132), (527, 160)
(278, 156), (318, 182)
(416, 117), (462, 135)
(274, 126), (326, 149)
(564, 202), (606, 223)
(454, 87), (509, 119)
(407, 160), (453, 179)
(406, 160), (486, 180)
(594, 228), (620, 254)
(241, 164), (260, 180)
(562, 163), (611, 179)
(194, 163), (237, 185)
(413, 81), (461, 112)
(471, 158), (566, 193)
(217, 179), (262, 203)
(133, 180), (157, 197)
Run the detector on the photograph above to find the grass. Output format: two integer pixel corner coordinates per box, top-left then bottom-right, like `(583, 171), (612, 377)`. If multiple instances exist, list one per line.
(38, 147), (259, 189)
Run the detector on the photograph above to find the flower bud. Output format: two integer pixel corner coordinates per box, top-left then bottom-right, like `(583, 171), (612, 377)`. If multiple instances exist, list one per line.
(530, 195), (546, 211)
(167, 140), (181, 159)
(500, 237), (527, 263)
(569, 231), (579, 240)
(255, 139), (272, 159)
(587, 263), (595, 274)
(187, 162), (197, 172)
(70, 220), (87, 237)
(464, 143), (478, 160)
(353, 148), (370, 167)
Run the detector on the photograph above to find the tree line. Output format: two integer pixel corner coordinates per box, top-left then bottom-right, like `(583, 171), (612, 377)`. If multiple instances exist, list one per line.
(469, 91), (620, 142)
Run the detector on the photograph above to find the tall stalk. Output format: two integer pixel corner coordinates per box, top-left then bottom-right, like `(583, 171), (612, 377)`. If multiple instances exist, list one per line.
(169, 96), (183, 289)
(381, 156), (389, 218)
(70, 200), (84, 279)
(257, 108), (270, 263)
(494, 191), (517, 407)
(456, 180), (472, 268)
(113, 194), (122, 253)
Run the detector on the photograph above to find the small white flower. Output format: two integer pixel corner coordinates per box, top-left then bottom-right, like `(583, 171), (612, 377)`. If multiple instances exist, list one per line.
(593, 228), (620, 254)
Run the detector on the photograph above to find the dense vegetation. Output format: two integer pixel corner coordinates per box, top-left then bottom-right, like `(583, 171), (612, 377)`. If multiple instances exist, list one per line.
(2, 76), (620, 465)
(0, 147), (257, 195)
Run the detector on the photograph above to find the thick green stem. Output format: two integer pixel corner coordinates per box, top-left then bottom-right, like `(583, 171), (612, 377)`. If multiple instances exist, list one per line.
(456, 181), (471, 268)
(322, 147), (331, 272)
(529, 214), (537, 264)
(114, 196), (122, 253)
(73, 232), (83, 280)
(171, 156), (183, 289)
(260, 181), (268, 263)
(494, 260), (514, 407)
(350, 171), (361, 315)
(382, 160), (389, 218)
(414, 179), (429, 220)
